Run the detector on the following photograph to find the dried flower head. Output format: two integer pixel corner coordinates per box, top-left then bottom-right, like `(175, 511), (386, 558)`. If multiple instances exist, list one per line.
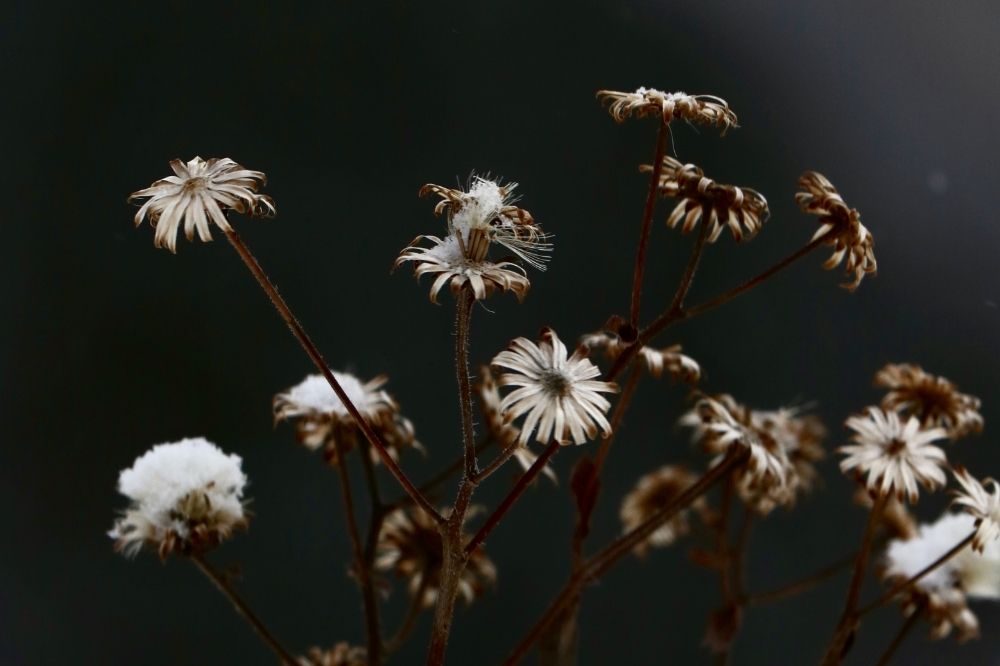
(840, 407), (948, 503)
(597, 88), (738, 132)
(883, 513), (1000, 642)
(477, 367), (556, 482)
(795, 171), (876, 291)
(375, 507), (497, 609)
(274, 373), (421, 465)
(491, 328), (618, 446)
(395, 235), (530, 303)
(952, 467), (1000, 553)
(640, 157), (768, 243)
(580, 331), (700, 383)
(298, 643), (368, 666)
(108, 438), (248, 558)
(620, 465), (704, 556)
(875, 363), (983, 440)
(128, 157), (276, 253)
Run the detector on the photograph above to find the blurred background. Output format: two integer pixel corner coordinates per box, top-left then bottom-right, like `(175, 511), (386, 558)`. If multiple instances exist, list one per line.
(4, 0), (1000, 664)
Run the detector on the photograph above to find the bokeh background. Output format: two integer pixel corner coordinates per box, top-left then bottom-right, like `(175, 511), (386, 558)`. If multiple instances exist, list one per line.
(4, 1), (1000, 664)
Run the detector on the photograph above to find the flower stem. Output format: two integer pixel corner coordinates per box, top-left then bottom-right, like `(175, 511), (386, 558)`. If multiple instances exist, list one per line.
(332, 439), (381, 665)
(454, 289), (478, 478)
(858, 531), (975, 617)
(465, 440), (560, 555)
(190, 553), (299, 666)
(223, 228), (442, 524)
(472, 439), (523, 483)
(592, 365), (641, 473)
(744, 550), (858, 606)
(385, 576), (430, 654)
(874, 599), (925, 666)
(628, 120), (670, 331)
(820, 495), (887, 666)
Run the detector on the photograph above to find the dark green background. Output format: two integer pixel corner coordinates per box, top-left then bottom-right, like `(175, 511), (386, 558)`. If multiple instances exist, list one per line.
(5, 1), (1000, 664)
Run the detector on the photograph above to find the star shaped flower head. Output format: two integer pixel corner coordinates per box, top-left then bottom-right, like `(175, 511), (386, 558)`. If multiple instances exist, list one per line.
(491, 328), (618, 446)
(639, 157), (769, 243)
(128, 157), (276, 253)
(875, 363), (983, 440)
(375, 506), (497, 609)
(952, 467), (1000, 553)
(839, 407), (949, 503)
(580, 331), (700, 383)
(795, 171), (877, 290)
(620, 465), (706, 557)
(395, 176), (551, 303)
(108, 438), (248, 559)
(273, 372), (421, 466)
(597, 87), (738, 133)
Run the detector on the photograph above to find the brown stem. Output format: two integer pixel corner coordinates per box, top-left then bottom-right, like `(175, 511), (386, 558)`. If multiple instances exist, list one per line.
(858, 532), (975, 617)
(732, 507), (754, 600)
(223, 229), (441, 524)
(385, 576), (430, 654)
(465, 440), (561, 555)
(820, 495), (887, 666)
(426, 482), (475, 666)
(745, 550), (857, 606)
(472, 439), (523, 484)
(454, 289), (478, 478)
(384, 436), (496, 510)
(332, 439), (381, 665)
(191, 553), (299, 666)
(874, 599), (925, 666)
(592, 365), (641, 473)
(628, 120), (671, 330)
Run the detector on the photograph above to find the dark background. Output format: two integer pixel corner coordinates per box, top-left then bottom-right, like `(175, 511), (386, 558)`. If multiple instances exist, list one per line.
(4, 1), (1000, 664)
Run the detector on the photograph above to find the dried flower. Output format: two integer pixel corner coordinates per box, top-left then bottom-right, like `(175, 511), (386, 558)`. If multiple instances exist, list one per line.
(108, 438), (248, 558)
(477, 367), (556, 482)
(128, 156), (275, 253)
(795, 171), (876, 291)
(952, 467), (1000, 553)
(620, 465), (704, 556)
(840, 407), (948, 503)
(639, 157), (768, 242)
(491, 328), (618, 446)
(375, 507), (497, 609)
(597, 88), (738, 132)
(580, 331), (700, 383)
(298, 643), (368, 666)
(883, 513), (1000, 641)
(875, 363), (983, 439)
(274, 373), (421, 465)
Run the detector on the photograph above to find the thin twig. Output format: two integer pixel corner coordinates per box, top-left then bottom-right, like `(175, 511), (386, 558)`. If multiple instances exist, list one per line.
(874, 599), (925, 666)
(472, 439), (523, 484)
(745, 550), (858, 606)
(191, 553), (299, 666)
(465, 440), (561, 554)
(385, 576), (430, 654)
(223, 229), (442, 524)
(629, 120), (671, 330)
(592, 365), (641, 473)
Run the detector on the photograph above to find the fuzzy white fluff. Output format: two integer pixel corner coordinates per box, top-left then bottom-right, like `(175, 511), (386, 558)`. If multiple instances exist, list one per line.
(276, 373), (372, 417)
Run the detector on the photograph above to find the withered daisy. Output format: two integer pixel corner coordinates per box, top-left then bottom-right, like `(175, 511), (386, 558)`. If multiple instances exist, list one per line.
(274, 373), (421, 465)
(129, 156), (276, 253)
(375, 507), (497, 609)
(620, 465), (704, 556)
(640, 157), (769, 242)
(597, 88), (738, 132)
(875, 363), (983, 440)
(477, 367), (556, 482)
(395, 235), (530, 303)
(108, 438), (248, 559)
(491, 328), (618, 446)
(952, 467), (1000, 553)
(795, 171), (876, 291)
(580, 331), (700, 383)
(840, 407), (948, 503)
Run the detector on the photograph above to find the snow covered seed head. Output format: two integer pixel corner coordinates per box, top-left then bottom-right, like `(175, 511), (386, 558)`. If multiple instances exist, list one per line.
(108, 437), (248, 558)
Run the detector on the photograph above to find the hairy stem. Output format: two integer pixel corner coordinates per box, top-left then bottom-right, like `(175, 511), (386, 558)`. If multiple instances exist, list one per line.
(191, 553), (298, 666)
(224, 229), (441, 524)
(455, 289), (478, 478)
(426, 483), (474, 666)
(628, 120), (671, 331)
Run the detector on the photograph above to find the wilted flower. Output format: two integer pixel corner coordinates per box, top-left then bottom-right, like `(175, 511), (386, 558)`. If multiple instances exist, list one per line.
(375, 507), (497, 609)
(491, 328), (618, 446)
(875, 363), (983, 439)
(620, 465), (704, 556)
(640, 157), (768, 242)
(597, 88), (738, 132)
(795, 171), (876, 291)
(298, 643), (368, 666)
(477, 367), (556, 483)
(883, 513), (999, 642)
(274, 373), (421, 465)
(395, 235), (530, 303)
(580, 331), (700, 383)
(128, 157), (275, 253)
(108, 438), (248, 558)
(952, 467), (1000, 553)
(840, 407), (949, 503)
